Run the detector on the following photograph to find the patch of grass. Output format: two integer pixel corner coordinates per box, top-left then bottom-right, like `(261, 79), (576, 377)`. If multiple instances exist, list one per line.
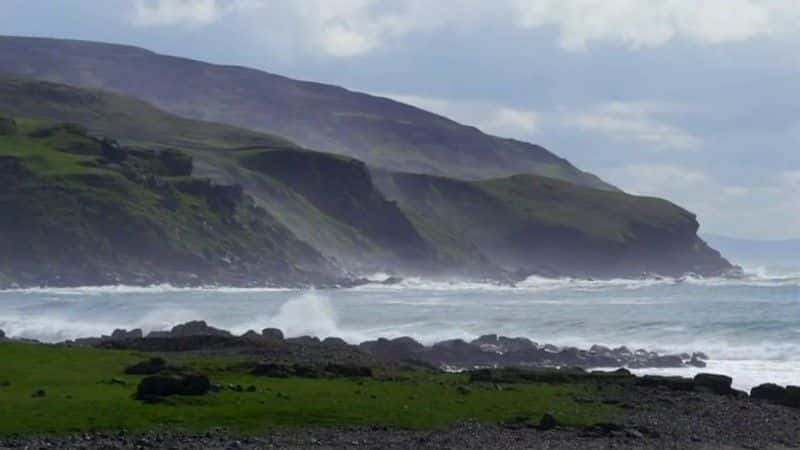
(0, 342), (616, 436)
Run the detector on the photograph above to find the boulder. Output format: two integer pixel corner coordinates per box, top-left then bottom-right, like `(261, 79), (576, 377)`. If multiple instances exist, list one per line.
(687, 356), (707, 368)
(498, 336), (536, 352)
(0, 329), (5, 339)
(0, 117), (16, 135)
(125, 357), (166, 375)
(785, 386), (800, 408)
(169, 321), (231, 338)
(359, 337), (425, 361)
(252, 363), (292, 378)
(694, 373), (733, 395)
(538, 413), (558, 431)
(637, 375), (695, 391)
(261, 328), (284, 340)
(136, 374), (210, 400)
(241, 330), (261, 341)
(751, 383), (786, 403)
(158, 149), (193, 176)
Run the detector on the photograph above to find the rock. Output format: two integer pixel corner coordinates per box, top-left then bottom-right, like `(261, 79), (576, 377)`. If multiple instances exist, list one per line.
(687, 356), (707, 368)
(646, 355), (684, 368)
(498, 336), (536, 352)
(241, 330), (261, 341)
(286, 336), (320, 346)
(158, 149), (193, 176)
(694, 373), (733, 395)
(751, 383), (786, 403)
(692, 352), (709, 360)
(261, 328), (284, 340)
(0, 329), (5, 339)
(31, 389), (46, 398)
(590, 345), (611, 354)
(359, 337), (425, 361)
(325, 364), (373, 378)
(0, 117), (16, 135)
(251, 363), (292, 378)
(784, 386), (800, 408)
(110, 329), (143, 340)
(124, 357), (166, 375)
(169, 321), (231, 338)
(637, 375), (695, 391)
(538, 413), (558, 430)
(136, 374), (210, 400)
(322, 337), (348, 347)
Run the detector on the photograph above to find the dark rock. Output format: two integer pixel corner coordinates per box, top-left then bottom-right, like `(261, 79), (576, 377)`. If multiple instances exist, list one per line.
(637, 375), (695, 391)
(0, 329), (5, 339)
(158, 149), (193, 176)
(286, 336), (320, 346)
(359, 337), (425, 361)
(324, 364), (373, 378)
(687, 356), (707, 368)
(784, 386), (800, 408)
(751, 383), (785, 402)
(169, 321), (231, 338)
(31, 389), (46, 398)
(692, 352), (709, 360)
(261, 328), (284, 340)
(498, 336), (536, 352)
(135, 374), (210, 399)
(98, 137), (127, 163)
(124, 357), (166, 375)
(252, 363), (291, 378)
(590, 345), (611, 354)
(0, 116), (16, 135)
(322, 337), (348, 347)
(694, 373), (733, 395)
(538, 413), (558, 430)
(241, 330), (261, 341)
(110, 329), (143, 340)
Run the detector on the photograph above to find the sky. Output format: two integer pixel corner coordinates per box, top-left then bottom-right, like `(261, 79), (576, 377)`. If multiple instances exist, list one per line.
(1, 0), (799, 239)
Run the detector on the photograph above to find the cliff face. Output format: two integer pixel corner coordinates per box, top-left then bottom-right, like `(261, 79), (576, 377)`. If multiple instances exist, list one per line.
(0, 117), (338, 287)
(0, 35), (610, 189)
(374, 172), (734, 278)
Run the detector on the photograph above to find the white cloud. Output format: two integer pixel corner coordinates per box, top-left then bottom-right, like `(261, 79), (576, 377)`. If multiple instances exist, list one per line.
(564, 102), (701, 150)
(127, 0), (800, 56)
(603, 164), (800, 239)
(380, 93), (540, 138)
(131, 0), (224, 27)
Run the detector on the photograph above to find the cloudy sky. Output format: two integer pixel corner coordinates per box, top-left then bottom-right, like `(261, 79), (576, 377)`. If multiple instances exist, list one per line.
(2, 0), (799, 239)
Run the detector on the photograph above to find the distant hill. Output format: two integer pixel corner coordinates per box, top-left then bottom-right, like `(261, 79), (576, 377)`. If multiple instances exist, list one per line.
(0, 35), (611, 189)
(702, 234), (800, 268)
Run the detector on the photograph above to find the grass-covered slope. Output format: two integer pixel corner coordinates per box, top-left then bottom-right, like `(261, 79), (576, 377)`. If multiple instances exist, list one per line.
(0, 76), (447, 276)
(0, 35), (612, 189)
(0, 116), (336, 287)
(374, 171), (734, 278)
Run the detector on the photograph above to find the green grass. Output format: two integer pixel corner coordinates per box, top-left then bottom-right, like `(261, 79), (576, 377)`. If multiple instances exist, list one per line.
(0, 342), (616, 436)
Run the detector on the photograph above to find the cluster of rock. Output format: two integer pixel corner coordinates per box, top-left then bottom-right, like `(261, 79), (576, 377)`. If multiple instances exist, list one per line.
(66, 322), (705, 371)
(359, 333), (707, 370)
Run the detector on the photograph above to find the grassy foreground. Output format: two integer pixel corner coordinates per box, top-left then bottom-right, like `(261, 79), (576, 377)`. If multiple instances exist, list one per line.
(0, 342), (616, 436)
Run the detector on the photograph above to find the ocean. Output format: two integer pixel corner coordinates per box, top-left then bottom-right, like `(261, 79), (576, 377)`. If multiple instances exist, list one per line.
(1, 268), (798, 392)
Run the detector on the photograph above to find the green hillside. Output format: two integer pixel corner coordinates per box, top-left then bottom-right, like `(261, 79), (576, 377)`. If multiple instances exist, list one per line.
(0, 36), (612, 189)
(374, 172), (734, 278)
(0, 116), (335, 287)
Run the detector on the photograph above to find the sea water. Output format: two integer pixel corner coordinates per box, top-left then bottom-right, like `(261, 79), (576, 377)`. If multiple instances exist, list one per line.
(1, 268), (798, 392)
